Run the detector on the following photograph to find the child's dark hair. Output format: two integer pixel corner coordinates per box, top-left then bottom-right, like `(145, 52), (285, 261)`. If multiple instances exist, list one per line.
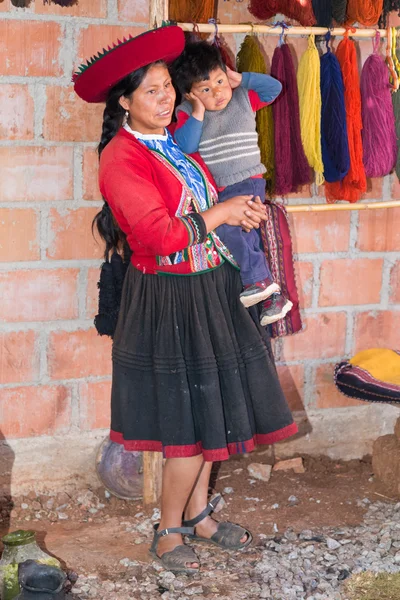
(93, 61), (165, 259)
(172, 41), (226, 95)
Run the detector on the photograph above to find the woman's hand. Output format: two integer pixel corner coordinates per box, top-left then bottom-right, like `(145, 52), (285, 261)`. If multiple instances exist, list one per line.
(223, 195), (267, 232)
(226, 67), (242, 89)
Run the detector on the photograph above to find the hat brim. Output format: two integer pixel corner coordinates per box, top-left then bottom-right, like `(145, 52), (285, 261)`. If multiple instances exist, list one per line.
(74, 26), (185, 103)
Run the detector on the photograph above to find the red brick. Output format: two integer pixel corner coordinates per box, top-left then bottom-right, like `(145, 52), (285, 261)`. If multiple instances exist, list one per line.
(0, 84), (34, 140)
(357, 208), (400, 252)
(0, 20), (62, 76)
(276, 364), (304, 411)
(0, 147), (73, 202)
(43, 86), (104, 142)
(86, 267), (100, 319)
(319, 258), (383, 307)
(0, 385), (71, 438)
(0, 209), (39, 261)
(362, 178), (383, 200)
(289, 212), (351, 254)
(77, 25), (145, 67)
(217, 0), (254, 23)
(354, 311), (400, 353)
(0, 331), (38, 384)
(78, 380), (111, 430)
(315, 364), (365, 409)
(0, 269), (78, 322)
(48, 328), (112, 380)
(294, 261), (313, 308)
(390, 262), (400, 304)
(36, 0), (106, 17)
(83, 148), (101, 201)
(118, 0), (149, 22)
(47, 207), (103, 260)
(281, 312), (347, 361)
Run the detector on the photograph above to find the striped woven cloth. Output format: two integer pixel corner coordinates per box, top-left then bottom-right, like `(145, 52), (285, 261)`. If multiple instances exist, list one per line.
(335, 348), (400, 404)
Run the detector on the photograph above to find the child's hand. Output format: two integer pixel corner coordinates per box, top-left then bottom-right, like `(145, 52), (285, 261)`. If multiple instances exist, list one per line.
(185, 92), (206, 120)
(226, 67), (242, 89)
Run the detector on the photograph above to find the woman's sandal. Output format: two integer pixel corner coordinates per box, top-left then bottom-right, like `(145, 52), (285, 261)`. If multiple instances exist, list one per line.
(182, 494), (253, 550)
(149, 524), (200, 575)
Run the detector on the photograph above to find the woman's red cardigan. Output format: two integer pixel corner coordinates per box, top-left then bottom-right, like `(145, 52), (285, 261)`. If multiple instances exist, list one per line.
(99, 127), (233, 275)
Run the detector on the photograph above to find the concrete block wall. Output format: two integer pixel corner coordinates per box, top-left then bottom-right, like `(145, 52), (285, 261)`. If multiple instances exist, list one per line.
(0, 0), (399, 494)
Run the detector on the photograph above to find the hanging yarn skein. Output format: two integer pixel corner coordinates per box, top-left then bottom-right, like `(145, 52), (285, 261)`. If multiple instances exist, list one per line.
(393, 30), (400, 180)
(392, 87), (400, 180)
(271, 39), (311, 196)
(346, 0), (383, 26)
(320, 32), (350, 183)
(325, 34), (366, 203)
(361, 33), (397, 177)
(297, 35), (324, 186)
(237, 35), (275, 194)
(209, 20), (235, 71)
(248, 0), (316, 26)
(312, 0), (332, 27)
(332, 0), (348, 24)
(169, 0), (216, 24)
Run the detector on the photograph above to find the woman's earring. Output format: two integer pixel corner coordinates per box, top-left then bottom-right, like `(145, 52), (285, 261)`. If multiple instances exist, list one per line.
(124, 110), (129, 125)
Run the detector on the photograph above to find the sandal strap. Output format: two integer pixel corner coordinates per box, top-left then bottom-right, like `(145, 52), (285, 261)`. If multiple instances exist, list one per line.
(150, 524), (195, 555)
(154, 524), (195, 537)
(182, 494), (222, 528)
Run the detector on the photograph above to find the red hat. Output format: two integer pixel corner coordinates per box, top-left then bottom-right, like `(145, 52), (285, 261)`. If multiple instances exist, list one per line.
(73, 25), (185, 103)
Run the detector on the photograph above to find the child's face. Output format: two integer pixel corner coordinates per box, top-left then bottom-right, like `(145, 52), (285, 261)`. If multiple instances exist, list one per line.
(190, 67), (232, 111)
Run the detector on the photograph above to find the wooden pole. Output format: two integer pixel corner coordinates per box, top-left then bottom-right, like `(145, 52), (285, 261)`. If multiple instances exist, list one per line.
(140, 0), (169, 506)
(285, 200), (400, 213)
(143, 451), (163, 505)
(178, 23), (387, 37)
(149, 0), (168, 29)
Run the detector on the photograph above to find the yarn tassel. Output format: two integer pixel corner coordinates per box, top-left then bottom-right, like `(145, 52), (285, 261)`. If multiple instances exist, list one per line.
(11, 0), (32, 6)
(346, 0), (383, 26)
(212, 33), (235, 71)
(248, 0), (316, 26)
(320, 39), (350, 183)
(325, 37), (366, 202)
(271, 43), (311, 196)
(237, 35), (276, 195)
(361, 37), (397, 177)
(393, 35), (400, 180)
(393, 88), (400, 180)
(312, 0), (333, 27)
(297, 35), (324, 186)
(332, 0), (348, 23)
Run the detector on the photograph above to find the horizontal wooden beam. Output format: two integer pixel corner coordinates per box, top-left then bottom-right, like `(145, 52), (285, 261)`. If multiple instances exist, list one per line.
(285, 200), (400, 212)
(178, 22), (387, 38)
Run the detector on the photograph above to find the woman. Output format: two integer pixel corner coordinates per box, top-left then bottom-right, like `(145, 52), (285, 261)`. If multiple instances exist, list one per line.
(74, 25), (298, 574)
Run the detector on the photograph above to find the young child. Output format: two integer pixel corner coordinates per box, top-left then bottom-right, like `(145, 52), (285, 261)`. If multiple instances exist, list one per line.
(172, 41), (293, 326)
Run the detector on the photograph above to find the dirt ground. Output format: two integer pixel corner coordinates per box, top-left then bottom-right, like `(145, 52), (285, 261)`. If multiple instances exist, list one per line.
(0, 451), (384, 580)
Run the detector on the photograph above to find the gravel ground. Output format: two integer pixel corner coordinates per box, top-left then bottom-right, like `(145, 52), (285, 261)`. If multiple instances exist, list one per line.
(63, 499), (400, 600)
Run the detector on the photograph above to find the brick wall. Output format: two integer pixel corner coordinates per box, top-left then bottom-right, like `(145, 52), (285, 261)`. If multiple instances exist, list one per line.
(0, 1), (399, 494)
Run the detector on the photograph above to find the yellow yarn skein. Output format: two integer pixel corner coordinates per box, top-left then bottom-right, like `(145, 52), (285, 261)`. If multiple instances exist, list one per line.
(297, 35), (324, 186)
(237, 35), (275, 196)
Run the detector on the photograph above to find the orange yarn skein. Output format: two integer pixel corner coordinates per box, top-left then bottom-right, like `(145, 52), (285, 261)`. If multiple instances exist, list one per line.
(346, 0), (384, 26)
(325, 35), (366, 203)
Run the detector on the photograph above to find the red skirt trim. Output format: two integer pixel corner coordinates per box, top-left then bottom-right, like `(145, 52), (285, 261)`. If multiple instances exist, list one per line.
(110, 422), (298, 461)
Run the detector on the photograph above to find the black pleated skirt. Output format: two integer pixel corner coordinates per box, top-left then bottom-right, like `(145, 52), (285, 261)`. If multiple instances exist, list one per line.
(110, 262), (297, 461)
